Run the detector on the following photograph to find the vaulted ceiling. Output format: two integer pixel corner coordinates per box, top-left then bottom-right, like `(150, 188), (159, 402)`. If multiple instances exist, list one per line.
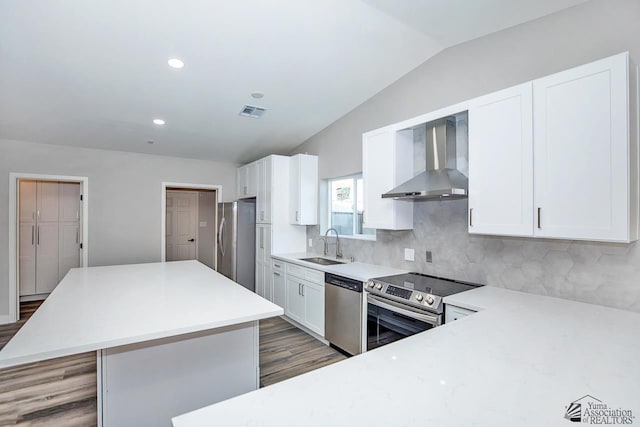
(0, 0), (587, 163)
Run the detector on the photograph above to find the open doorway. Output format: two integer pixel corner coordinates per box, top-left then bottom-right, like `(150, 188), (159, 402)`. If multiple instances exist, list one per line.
(161, 183), (221, 270)
(8, 173), (89, 323)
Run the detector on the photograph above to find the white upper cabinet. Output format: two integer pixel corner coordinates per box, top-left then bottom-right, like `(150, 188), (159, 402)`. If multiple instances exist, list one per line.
(289, 154), (318, 225)
(256, 157), (272, 223)
(237, 161), (258, 199)
(362, 125), (413, 230)
(468, 82), (534, 237)
(533, 52), (637, 242)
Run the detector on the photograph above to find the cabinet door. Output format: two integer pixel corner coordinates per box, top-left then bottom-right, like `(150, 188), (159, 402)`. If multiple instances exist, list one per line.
(533, 53), (629, 241)
(37, 181), (59, 222)
(255, 262), (265, 298)
(256, 158), (272, 224)
(247, 162), (258, 198)
(285, 278), (304, 323)
(59, 182), (80, 222)
(19, 180), (37, 223)
(362, 126), (413, 230)
(237, 166), (248, 198)
(58, 223), (80, 282)
(289, 156), (301, 224)
(255, 224), (272, 263)
(298, 155), (318, 225)
(19, 223), (36, 295)
(272, 269), (285, 309)
(263, 157), (272, 223)
(468, 83), (533, 237)
(302, 281), (324, 336)
(35, 222), (59, 293)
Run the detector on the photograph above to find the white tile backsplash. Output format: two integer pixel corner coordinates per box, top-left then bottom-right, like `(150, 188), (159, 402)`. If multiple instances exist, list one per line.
(308, 199), (640, 312)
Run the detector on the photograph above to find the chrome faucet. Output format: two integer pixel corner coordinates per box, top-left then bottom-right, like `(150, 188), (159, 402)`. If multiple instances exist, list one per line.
(322, 228), (343, 259)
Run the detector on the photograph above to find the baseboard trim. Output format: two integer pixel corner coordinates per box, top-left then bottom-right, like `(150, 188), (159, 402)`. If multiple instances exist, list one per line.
(20, 294), (48, 302)
(0, 314), (13, 325)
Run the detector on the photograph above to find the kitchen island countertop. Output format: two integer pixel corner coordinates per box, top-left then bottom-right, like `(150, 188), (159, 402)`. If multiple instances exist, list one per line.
(173, 285), (640, 427)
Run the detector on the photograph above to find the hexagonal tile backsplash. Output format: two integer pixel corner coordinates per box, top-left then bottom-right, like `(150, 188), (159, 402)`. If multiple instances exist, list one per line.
(308, 200), (640, 312)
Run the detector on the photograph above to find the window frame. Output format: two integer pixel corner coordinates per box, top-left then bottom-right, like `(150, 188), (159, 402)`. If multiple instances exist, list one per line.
(324, 173), (376, 241)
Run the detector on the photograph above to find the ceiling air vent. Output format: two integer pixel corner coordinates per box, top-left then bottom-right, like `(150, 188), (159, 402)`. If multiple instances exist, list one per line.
(239, 105), (266, 118)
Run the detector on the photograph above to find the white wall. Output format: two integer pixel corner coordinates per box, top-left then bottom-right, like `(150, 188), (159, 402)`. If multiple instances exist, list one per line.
(293, 0), (640, 179)
(0, 139), (237, 317)
(294, 0), (640, 312)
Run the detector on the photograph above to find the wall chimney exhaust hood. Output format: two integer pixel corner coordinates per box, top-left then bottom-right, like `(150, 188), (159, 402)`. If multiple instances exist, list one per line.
(382, 117), (468, 200)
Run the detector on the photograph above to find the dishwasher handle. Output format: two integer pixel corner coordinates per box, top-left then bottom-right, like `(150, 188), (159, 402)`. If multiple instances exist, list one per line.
(325, 273), (363, 292)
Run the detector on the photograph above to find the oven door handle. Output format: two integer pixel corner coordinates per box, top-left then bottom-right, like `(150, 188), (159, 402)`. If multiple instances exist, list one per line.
(367, 294), (441, 326)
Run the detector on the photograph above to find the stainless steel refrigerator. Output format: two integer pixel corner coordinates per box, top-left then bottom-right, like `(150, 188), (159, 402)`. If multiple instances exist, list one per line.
(216, 200), (256, 292)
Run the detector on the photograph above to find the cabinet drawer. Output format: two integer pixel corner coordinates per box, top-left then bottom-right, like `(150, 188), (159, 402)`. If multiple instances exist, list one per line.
(271, 259), (284, 272)
(286, 263), (324, 285)
(445, 305), (476, 323)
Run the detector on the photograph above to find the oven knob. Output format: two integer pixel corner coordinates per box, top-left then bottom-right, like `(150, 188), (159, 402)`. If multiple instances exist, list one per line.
(426, 296), (435, 305)
(375, 283), (383, 290)
(367, 281), (375, 288)
(415, 294), (423, 302)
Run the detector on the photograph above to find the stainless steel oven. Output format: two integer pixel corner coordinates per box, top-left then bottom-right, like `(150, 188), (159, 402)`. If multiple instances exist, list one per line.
(364, 272), (481, 351)
(366, 294), (441, 351)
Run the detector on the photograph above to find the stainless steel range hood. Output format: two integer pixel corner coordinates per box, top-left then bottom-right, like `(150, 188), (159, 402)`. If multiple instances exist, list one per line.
(382, 117), (468, 200)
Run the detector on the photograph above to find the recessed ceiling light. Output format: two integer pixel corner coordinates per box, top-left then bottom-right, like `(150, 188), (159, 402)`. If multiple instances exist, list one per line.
(153, 119), (165, 125)
(251, 91), (264, 99)
(168, 58), (184, 69)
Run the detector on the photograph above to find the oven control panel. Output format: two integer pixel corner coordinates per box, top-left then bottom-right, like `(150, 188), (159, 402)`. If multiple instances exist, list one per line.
(366, 280), (442, 312)
(385, 285), (412, 300)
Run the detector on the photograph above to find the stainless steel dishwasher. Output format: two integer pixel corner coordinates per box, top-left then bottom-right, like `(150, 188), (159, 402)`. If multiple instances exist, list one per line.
(325, 273), (363, 356)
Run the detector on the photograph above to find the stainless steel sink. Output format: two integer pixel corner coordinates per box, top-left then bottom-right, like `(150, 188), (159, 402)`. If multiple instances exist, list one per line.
(300, 257), (344, 266)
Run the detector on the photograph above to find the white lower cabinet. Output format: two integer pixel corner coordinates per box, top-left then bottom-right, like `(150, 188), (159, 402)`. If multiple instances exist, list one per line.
(444, 304), (476, 323)
(302, 281), (324, 336)
(277, 259), (325, 337)
(271, 260), (285, 309)
(285, 277), (305, 323)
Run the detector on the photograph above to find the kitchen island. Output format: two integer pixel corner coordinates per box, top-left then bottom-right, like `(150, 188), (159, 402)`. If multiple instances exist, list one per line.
(0, 260), (283, 427)
(173, 286), (640, 427)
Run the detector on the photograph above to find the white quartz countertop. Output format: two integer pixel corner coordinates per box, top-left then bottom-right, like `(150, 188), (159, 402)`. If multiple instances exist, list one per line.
(0, 261), (283, 368)
(173, 286), (640, 427)
(272, 252), (407, 281)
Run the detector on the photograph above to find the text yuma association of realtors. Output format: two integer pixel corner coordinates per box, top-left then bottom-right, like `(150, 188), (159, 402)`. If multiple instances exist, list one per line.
(582, 401), (634, 425)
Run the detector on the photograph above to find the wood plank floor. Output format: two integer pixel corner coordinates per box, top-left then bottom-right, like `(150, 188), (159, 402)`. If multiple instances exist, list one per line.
(259, 317), (347, 387)
(0, 305), (347, 425)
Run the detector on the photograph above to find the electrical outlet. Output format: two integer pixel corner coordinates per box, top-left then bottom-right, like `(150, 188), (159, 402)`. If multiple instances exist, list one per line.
(404, 248), (415, 262)
(308, 238), (313, 248)
(426, 251), (433, 263)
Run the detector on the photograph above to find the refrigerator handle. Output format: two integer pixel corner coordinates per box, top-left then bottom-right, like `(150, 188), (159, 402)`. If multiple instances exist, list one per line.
(218, 217), (226, 257)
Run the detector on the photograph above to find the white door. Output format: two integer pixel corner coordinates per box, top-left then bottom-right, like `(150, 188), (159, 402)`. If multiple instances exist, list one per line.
(362, 126), (413, 230)
(246, 162), (258, 197)
(302, 281), (324, 336)
(58, 182), (81, 282)
(256, 157), (272, 224)
(18, 180), (37, 295)
(19, 180), (37, 223)
(166, 191), (198, 261)
(255, 262), (265, 298)
(272, 270), (285, 309)
(35, 181), (59, 294)
(36, 222), (59, 293)
(285, 278), (304, 323)
(468, 82), (534, 237)
(533, 53), (630, 241)
(19, 223), (36, 295)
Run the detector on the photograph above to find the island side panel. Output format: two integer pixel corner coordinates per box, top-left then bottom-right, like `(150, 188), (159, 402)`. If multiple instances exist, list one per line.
(100, 321), (259, 427)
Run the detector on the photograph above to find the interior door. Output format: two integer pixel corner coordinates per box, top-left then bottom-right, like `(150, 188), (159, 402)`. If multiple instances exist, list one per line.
(166, 191), (198, 261)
